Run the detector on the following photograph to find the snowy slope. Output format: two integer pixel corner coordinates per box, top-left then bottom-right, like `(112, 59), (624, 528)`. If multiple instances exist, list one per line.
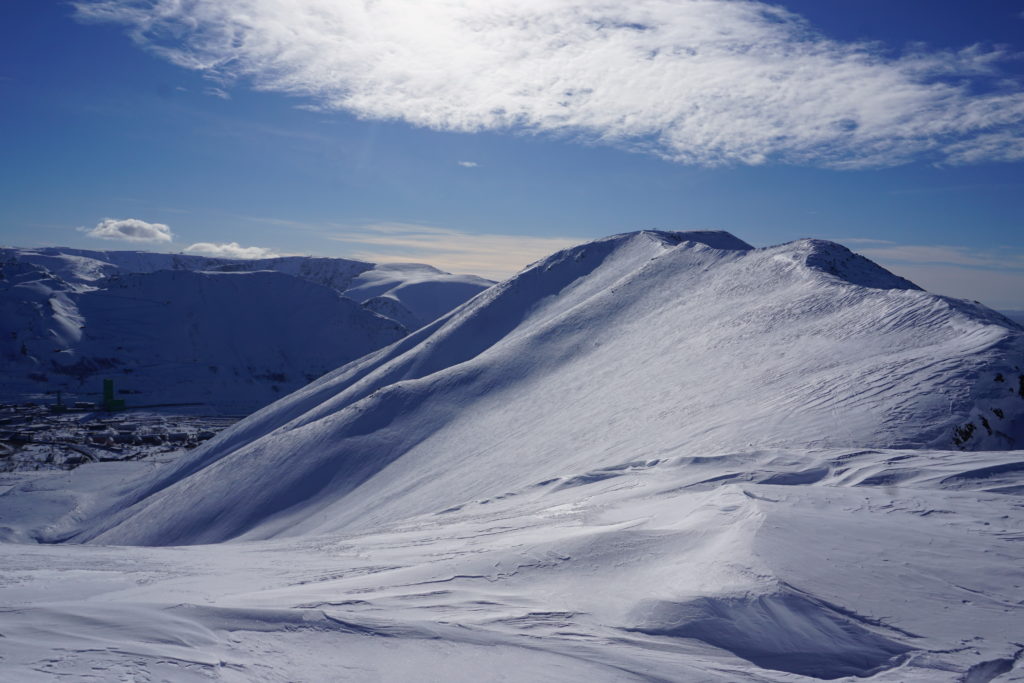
(77, 231), (1024, 546)
(345, 262), (495, 330)
(5, 246), (494, 327)
(2, 231), (1023, 682)
(0, 247), (491, 408)
(0, 261), (406, 410)
(2, 445), (1022, 680)
(72, 269), (407, 408)
(5, 247), (374, 287)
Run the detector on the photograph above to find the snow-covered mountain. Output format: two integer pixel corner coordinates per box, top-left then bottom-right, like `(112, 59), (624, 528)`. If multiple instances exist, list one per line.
(0, 247), (492, 410)
(2, 231), (1022, 682)
(78, 231), (1024, 545)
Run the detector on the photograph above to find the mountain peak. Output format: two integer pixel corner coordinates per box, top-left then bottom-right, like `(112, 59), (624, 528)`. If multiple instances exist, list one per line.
(591, 229), (754, 252)
(780, 238), (923, 291)
(653, 229), (755, 251)
(77, 230), (1024, 546)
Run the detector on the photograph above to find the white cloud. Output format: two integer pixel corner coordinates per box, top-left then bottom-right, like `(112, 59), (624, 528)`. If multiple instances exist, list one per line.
(82, 217), (173, 243)
(74, 0), (1024, 168)
(330, 223), (577, 278)
(184, 241), (280, 259)
(942, 131), (1024, 165)
(203, 86), (231, 100)
(457, 160), (479, 168)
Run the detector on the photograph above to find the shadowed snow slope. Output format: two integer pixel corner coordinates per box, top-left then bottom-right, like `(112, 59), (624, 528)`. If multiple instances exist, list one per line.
(0, 247), (491, 408)
(4, 246), (493, 328)
(346, 262), (495, 330)
(76, 230), (1024, 546)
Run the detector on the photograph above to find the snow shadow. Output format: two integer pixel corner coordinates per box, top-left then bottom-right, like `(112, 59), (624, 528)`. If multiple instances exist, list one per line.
(626, 590), (911, 679)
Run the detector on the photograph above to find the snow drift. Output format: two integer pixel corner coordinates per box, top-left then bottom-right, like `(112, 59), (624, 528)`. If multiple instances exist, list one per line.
(75, 230), (1024, 546)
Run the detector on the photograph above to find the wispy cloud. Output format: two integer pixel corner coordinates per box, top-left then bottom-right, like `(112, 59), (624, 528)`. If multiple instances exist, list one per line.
(184, 241), (280, 259)
(239, 216), (326, 231)
(942, 131), (1024, 165)
(833, 237), (896, 245)
(75, 0), (1024, 168)
(203, 86), (231, 100)
(80, 217), (173, 243)
(858, 244), (1024, 269)
(330, 223), (577, 278)
(457, 160), (479, 168)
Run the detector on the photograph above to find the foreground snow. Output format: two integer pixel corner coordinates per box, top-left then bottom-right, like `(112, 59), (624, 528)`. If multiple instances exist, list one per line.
(1, 446), (1022, 681)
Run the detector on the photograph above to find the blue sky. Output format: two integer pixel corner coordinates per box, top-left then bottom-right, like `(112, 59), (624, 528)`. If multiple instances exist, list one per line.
(1, 1), (1023, 308)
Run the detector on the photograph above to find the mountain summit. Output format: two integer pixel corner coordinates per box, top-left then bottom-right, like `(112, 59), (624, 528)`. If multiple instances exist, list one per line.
(77, 231), (1024, 546)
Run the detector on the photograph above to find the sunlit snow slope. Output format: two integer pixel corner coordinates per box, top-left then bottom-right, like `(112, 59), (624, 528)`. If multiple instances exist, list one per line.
(79, 231), (1024, 546)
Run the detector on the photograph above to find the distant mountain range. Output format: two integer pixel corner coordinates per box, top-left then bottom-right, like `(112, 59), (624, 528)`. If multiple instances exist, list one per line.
(0, 247), (493, 411)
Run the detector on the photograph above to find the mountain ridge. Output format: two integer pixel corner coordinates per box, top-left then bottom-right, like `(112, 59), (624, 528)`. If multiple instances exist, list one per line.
(71, 231), (1024, 546)
(0, 246), (493, 409)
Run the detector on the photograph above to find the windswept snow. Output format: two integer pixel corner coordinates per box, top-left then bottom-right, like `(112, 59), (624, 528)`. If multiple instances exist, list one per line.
(1, 231), (1023, 682)
(345, 262), (494, 330)
(74, 231), (1024, 546)
(1, 446), (1022, 681)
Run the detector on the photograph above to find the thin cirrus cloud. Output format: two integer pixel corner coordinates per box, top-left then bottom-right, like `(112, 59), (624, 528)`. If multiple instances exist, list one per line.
(74, 0), (1024, 168)
(184, 241), (280, 259)
(203, 86), (231, 100)
(81, 217), (173, 243)
(330, 223), (578, 278)
(857, 244), (1024, 269)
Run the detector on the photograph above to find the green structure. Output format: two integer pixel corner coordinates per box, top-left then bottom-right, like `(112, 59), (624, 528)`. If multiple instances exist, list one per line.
(102, 378), (126, 411)
(49, 390), (67, 414)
